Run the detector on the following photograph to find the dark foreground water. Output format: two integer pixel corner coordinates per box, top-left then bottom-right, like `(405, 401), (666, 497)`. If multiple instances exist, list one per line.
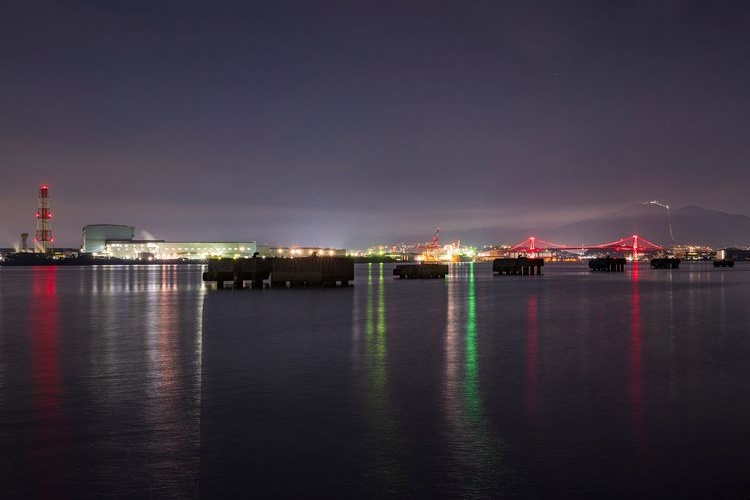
(1, 262), (750, 498)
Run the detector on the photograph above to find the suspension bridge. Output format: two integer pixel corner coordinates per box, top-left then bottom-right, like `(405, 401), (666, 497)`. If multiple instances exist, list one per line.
(509, 234), (664, 257)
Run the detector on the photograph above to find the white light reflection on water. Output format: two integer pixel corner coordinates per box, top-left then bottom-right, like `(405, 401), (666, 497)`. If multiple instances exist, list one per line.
(82, 265), (205, 496)
(141, 265), (203, 496)
(193, 269), (205, 485)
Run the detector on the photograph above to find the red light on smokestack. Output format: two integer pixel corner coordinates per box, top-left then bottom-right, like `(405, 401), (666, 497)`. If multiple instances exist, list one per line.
(35, 184), (53, 254)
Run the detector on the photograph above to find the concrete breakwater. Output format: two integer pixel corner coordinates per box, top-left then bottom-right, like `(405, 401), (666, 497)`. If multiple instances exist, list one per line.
(393, 263), (449, 279)
(493, 257), (544, 276)
(650, 258), (681, 269)
(588, 257), (626, 272)
(713, 259), (735, 268)
(203, 256), (353, 288)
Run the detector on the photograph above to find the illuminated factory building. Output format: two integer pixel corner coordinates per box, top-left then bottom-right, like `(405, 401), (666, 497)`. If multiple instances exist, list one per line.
(82, 224), (136, 253)
(82, 224), (258, 259)
(271, 247), (346, 257)
(81, 224), (344, 260)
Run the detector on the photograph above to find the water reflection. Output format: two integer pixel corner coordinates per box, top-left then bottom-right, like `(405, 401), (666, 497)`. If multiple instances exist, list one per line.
(357, 263), (404, 493)
(5, 262), (750, 496)
(28, 267), (67, 497)
(86, 265), (204, 295)
(630, 263), (644, 440)
(143, 267), (203, 495)
(526, 294), (539, 424)
(82, 266), (204, 496)
(445, 263), (505, 496)
(0, 273), (4, 410)
(464, 265), (481, 421)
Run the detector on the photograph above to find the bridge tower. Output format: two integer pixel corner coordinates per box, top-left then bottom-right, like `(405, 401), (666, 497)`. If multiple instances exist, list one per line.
(34, 184), (54, 254)
(632, 234), (639, 261)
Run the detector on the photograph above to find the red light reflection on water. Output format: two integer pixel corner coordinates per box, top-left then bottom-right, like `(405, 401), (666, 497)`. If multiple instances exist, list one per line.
(32, 268), (60, 405)
(525, 294), (539, 424)
(630, 263), (644, 440)
(28, 267), (68, 497)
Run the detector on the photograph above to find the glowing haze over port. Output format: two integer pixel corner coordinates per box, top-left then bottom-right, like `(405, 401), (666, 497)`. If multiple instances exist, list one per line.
(2, 2), (750, 248)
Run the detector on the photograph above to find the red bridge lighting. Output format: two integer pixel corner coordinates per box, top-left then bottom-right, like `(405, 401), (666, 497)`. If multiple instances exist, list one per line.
(510, 234), (664, 253)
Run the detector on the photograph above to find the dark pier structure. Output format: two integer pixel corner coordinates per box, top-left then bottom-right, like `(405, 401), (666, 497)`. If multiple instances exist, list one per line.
(203, 256), (354, 288)
(492, 257), (544, 276)
(202, 257), (272, 289)
(271, 256), (353, 287)
(651, 257), (681, 269)
(713, 259), (735, 268)
(588, 257), (626, 272)
(393, 263), (449, 279)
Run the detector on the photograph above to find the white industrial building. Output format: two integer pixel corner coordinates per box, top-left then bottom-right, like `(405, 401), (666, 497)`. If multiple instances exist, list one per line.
(81, 224), (346, 261)
(104, 240), (259, 260)
(82, 224), (135, 253)
(82, 224), (257, 260)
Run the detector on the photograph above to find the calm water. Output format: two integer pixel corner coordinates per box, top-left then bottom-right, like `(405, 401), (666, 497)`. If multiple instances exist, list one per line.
(1, 262), (750, 498)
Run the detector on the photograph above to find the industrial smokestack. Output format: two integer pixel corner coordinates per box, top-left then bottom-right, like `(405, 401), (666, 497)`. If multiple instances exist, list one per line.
(34, 185), (54, 254)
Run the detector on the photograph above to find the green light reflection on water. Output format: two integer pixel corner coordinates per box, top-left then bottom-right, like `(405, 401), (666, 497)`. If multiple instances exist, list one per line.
(375, 264), (386, 390)
(368, 263), (387, 395)
(464, 262), (481, 420)
(449, 262), (507, 496)
(362, 262), (405, 493)
(366, 263), (373, 344)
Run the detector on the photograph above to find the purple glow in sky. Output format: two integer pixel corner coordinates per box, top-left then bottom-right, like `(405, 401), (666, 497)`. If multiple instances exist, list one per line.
(2, 1), (749, 247)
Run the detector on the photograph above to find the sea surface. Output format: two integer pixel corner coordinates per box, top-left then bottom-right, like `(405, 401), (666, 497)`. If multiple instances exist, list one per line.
(1, 262), (750, 498)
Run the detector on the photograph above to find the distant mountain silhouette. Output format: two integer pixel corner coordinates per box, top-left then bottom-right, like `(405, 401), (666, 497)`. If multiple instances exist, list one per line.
(540, 204), (750, 248)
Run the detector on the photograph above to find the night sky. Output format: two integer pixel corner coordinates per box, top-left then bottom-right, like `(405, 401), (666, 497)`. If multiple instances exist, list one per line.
(2, 1), (750, 248)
